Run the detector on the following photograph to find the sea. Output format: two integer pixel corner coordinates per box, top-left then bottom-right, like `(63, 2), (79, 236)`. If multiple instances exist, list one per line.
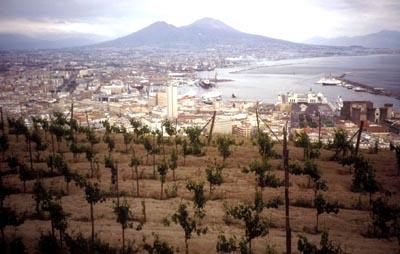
(193, 54), (400, 110)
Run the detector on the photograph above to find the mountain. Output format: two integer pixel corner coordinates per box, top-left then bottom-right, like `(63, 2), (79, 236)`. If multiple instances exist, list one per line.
(0, 33), (109, 50)
(98, 17), (298, 49)
(305, 30), (400, 49)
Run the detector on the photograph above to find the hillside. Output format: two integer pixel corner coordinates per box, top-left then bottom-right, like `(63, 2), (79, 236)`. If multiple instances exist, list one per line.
(305, 30), (400, 49)
(0, 33), (108, 50)
(97, 17), (299, 49)
(1, 119), (400, 254)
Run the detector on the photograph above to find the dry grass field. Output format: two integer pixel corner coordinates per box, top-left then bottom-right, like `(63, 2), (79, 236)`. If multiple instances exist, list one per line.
(2, 131), (400, 254)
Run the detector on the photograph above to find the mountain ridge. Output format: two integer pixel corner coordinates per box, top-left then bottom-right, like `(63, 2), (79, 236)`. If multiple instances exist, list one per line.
(305, 30), (400, 49)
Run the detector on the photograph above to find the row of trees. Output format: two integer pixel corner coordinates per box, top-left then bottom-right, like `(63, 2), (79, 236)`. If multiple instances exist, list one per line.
(1, 111), (399, 253)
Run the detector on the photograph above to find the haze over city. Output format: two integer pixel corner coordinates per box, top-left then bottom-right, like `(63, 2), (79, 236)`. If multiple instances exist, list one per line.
(1, 0), (400, 42)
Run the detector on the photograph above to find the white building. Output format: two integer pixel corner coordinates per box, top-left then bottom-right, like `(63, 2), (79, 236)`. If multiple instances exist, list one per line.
(277, 90), (328, 104)
(167, 83), (178, 119)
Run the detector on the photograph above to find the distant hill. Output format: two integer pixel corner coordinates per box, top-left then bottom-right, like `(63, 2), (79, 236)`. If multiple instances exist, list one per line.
(0, 33), (108, 50)
(98, 17), (301, 49)
(305, 30), (400, 49)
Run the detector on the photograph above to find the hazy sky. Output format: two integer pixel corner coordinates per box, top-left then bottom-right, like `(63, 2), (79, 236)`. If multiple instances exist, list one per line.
(0, 0), (399, 42)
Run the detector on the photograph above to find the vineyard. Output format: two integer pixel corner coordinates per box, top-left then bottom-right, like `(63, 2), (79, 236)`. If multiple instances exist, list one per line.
(1, 112), (400, 254)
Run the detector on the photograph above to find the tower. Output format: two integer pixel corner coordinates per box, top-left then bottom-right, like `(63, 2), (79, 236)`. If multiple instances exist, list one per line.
(167, 82), (178, 119)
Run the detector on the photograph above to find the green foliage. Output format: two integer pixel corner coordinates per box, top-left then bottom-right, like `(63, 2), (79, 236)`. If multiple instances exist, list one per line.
(84, 182), (105, 205)
(369, 196), (400, 239)
(113, 199), (133, 230)
(103, 134), (115, 153)
(33, 181), (50, 215)
(9, 237), (26, 254)
(314, 194), (340, 231)
(143, 233), (175, 254)
(185, 126), (202, 145)
(157, 161), (168, 183)
(169, 149), (178, 181)
(163, 119), (176, 137)
(0, 206), (24, 235)
(243, 159), (281, 189)
(329, 129), (351, 161)
(298, 231), (345, 254)
(36, 232), (60, 254)
(216, 136), (235, 162)
(104, 155), (117, 184)
(205, 163), (224, 193)
(186, 180), (206, 218)
(216, 234), (238, 253)
(257, 132), (275, 159)
(342, 155), (380, 194)
(43, 201), (68, 235)
(225, 203), (269, 249)
(171, 203), (207, 253)
(0, 133), (9, 153)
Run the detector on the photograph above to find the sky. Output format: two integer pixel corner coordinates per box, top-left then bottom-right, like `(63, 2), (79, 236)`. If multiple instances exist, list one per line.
(0, 0), (399, 42)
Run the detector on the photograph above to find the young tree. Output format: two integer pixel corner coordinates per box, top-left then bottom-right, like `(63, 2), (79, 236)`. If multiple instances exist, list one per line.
(143, 233), (175, 254)
(143, 136), (153, 165)
(169, 149), (178, 182)
(391, 144), (400, 176)
(298, 231), (344, 254)
(0, 134), (9, 170)
(370, 196), (400, 239)
(216, 234), (238, 254)
(49, 120), (66, 154)
(182, 139), (188, 166)
(205, 163), (223, 195)
(295, 131), (310, 160)
(130, 118), (142, 143)
(18, 162), (30, 193)
(257, 132), (275, 159)
(171, 203), (207, 254)
(31, 129), (48, 162)
(242, 158), (280, 198)
(121, 127), (133, 153)
(43, 200), (68, 247)
(314, 194), (340, 232)
(113, 199), (133, 253)
(129, 155), (141, 197)
(216, 136), (234, 164)
(0, 206), (24, 241)
(225, 203), (269, 252)
(186, 181), (206, 218)
(330, 129), (351, 161)
(33, 180), (50, 216)
(84, 147), (96, 178)
(103, 134), (115, 155)
(104, 155), (119, 204)
(84, 182), (105, 251)
(303, 160), (321, 188)
(157, 161), (168, 200)
(342, 155), (380, 204)
(184, 126), (203, 156)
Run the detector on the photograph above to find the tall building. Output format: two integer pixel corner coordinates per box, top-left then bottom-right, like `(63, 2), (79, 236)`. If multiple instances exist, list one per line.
(166, 83), (178, 119)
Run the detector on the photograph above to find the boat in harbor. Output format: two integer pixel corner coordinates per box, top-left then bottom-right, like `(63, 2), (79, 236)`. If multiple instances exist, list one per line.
(343, 84), (354, 89)
(201, 90), (222, 104)
(354, 87), (367, 92)
(316, 75), (342, 86)
(198, 79), (215, 89)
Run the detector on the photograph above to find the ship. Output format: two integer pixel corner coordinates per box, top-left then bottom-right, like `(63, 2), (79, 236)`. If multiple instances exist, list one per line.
(316, 75), (342, 86)
(354, 87), (367, 92)
(201, 90), (222, 104)
(198, 79), (215, 89)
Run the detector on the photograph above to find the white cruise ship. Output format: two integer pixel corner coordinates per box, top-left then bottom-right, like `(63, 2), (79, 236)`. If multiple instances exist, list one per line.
(316, 76), (342, 86)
